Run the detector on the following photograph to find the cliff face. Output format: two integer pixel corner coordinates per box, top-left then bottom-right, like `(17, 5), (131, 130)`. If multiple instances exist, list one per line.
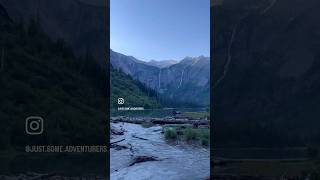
(213, 0), (320, 147)
(0, 0), (108, 66)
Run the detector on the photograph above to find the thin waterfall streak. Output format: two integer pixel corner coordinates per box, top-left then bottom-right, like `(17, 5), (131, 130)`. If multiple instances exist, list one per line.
(215, 0), (278, 88)
(260, 0), (278, 15)
(158, 68), (161, 90)
(214, 23), (238, 88)
(178, 59), (199, 89)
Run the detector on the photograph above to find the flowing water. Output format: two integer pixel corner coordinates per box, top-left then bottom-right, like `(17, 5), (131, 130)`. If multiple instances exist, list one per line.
(110, 122), (210, 180)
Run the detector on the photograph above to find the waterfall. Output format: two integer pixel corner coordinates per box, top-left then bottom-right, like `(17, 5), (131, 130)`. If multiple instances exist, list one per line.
(178, 66), (187, 88)
(158, 68), (161, 90)
(178, 59), (199, 89)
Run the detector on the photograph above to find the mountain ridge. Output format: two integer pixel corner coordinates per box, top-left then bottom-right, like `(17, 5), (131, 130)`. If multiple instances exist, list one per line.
(146, 59), (178, 68)
(110, 50), (210, 106)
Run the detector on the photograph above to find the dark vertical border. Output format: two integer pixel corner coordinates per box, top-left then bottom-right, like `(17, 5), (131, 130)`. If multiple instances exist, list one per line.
(210, 0), (215, 178)
(210, 0), (213, 178)
(106, 0), (110, 179)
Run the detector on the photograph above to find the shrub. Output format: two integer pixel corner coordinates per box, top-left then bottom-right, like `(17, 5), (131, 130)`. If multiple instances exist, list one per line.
(199, 129), (210, 147)
(184, 128), (198, 141)
(164, 128), (177, 140)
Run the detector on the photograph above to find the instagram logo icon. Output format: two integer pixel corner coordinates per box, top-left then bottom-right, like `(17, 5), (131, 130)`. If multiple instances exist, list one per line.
(118, 98), (125, 105)
(25, 116), (44, 135)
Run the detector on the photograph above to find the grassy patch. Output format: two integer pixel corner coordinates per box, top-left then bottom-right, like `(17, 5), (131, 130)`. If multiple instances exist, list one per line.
(164, 128), (178, 140)
(141, 122), (154, 128)
(183, 111), (209, 119)
(163, 126), (209, 147)
(184, 128), (198, 141)
(184, 128), (210, 147)
(198, 129), (210, 146)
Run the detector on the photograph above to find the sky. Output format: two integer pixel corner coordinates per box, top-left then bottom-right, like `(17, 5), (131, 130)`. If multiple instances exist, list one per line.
(110, 0), (210, 61)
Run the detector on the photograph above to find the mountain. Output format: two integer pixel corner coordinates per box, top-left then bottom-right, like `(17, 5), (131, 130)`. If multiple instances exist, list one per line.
(0, 0), (107, 66)
(213, 0), (320, 147)
(110, 50), (160, 88)
(146, 59), (178, 68)
(110, 50), (210, 106)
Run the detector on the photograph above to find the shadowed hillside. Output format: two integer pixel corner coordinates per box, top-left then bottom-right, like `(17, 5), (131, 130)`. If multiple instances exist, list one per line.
(0, 4), (107, 148)
(213, 0), (320, 148)
(110, 67), (161, 109)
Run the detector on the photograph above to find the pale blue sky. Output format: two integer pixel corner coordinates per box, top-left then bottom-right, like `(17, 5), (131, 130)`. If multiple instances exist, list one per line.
(110, 0), (210, 61)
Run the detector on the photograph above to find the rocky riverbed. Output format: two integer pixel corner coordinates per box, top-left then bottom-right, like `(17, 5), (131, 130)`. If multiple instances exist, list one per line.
(110, 122), (210, 180)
